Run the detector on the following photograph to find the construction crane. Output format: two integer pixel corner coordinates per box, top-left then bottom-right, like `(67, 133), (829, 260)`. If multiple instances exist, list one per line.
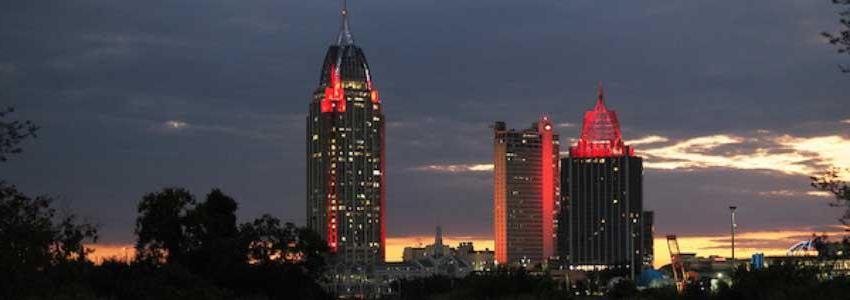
(667, 235), (688, 293)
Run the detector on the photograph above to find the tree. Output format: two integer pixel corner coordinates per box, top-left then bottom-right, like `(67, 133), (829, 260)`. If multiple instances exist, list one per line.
(134, 187), (196, 264)
(183, 189), (246, 286)
(0, 107), (39, 162)
(239, 214), (285, 266)
(237, 215), (330, 299)
(811, 168), (850, 231)
(239, 214), (328, 277)
(0, 182), (98, 298)
(822, 0), (850, 73)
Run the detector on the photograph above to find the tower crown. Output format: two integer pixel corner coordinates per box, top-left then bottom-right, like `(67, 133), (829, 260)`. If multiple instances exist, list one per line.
(316, 1), (380, 112)
(570, 84), (634, 158)
(318, 1), (371, 85)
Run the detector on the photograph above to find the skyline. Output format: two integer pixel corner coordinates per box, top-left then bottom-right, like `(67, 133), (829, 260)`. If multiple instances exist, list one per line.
(2, 0), (849, 267)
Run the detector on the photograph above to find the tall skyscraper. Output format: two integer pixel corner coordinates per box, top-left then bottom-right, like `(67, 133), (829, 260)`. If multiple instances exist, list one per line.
(307, 4), (385, 265)
(493, 117), (560, 266)
(558, 86), (653, 277)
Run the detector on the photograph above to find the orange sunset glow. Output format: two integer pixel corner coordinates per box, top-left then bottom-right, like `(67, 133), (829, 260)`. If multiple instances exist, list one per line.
(87, 228), (847, 269)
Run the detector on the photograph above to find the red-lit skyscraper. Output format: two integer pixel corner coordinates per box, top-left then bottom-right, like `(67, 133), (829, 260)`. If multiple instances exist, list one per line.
(559, 86), (653, 277)
(307, 5), (385, 265)
(493, 117), (560, 266)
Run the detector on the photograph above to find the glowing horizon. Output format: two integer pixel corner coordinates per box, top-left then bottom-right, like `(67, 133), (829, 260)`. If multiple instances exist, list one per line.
(87, 227), (848, 270)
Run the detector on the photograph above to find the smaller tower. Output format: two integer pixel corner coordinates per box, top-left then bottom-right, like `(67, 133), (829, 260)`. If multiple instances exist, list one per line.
(493, 117), (560, 266)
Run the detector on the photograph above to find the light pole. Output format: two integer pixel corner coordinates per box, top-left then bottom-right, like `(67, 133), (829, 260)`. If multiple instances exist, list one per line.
(729, 206), (737, 266)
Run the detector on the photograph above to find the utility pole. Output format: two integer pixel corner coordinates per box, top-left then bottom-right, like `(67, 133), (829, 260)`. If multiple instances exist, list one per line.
(729, 206), (737, 267)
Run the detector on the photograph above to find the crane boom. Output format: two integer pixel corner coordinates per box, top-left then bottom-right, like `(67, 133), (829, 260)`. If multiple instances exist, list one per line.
(667, 235), (687, 293)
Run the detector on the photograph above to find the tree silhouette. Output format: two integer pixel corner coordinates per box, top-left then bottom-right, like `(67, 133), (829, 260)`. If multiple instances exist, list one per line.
(183, 189), (246, 288)
(0, 107), (39, 162)
(811, 168), (850, 231)
(134, 187), (196, 264)
(0, 183), (98, 298)
(822, 0), (850, 73)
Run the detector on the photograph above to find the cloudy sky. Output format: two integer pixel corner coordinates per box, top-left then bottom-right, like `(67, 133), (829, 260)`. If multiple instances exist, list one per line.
(2, 0), (848, 261)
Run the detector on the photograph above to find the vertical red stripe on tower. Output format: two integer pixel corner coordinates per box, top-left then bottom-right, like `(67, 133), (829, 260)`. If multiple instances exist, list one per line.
(327, 160), (338, 253)
(539, 117), (555, 260)
(379, 120), (386, 262)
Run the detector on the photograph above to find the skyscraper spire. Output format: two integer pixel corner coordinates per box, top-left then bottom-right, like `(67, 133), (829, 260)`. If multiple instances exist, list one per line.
(595, 82), (606, 111)
(337, 0), (354, 45)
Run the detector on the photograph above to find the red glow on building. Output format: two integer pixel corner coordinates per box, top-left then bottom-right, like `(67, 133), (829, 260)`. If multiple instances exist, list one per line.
(327, 174), (338, 253)
(538, 117), (556, 259)
(379, 123), (386, 261)
(321, 64), (346, 113)
(569, 85), (634, 158)
(368, 80), (380, 103)
(493, 118), (560, 265)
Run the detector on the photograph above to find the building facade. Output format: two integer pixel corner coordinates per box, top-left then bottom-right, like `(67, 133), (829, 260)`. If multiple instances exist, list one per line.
(307, 6), (385, 266)
(558, 87), (653, 276)
(493, 117), (560, 266)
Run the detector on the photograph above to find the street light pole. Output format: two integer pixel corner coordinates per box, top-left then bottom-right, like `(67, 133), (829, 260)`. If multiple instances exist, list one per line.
(729, 206), (737, 267)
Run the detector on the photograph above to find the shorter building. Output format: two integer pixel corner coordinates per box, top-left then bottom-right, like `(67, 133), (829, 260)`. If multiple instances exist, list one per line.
(455, 242), (497, 272)
(330, 227), (497, 297)
(493, 117), (560, 267)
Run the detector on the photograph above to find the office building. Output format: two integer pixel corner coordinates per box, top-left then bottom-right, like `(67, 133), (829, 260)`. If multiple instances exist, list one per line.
(559, 87), (653, 276)
(306, 4), (385, 265)
(493, 117), (560, 266)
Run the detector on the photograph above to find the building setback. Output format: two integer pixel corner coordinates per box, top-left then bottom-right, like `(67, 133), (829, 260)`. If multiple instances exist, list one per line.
(493, 117), (560, 266)
(306, 6), (385, 266)
(558, 87), (653, 276)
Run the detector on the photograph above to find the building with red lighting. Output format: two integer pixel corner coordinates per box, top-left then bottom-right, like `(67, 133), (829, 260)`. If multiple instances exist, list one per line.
(558, 87), (653, 277)
(493, 117), (560, 266)
(307, 5), (384, 266)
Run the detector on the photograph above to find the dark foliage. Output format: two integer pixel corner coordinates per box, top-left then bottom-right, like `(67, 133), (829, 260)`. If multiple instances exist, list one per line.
(822, 0), (850, 73)
(811, 168), (850, 230)
(390, 268), (570, 300)
(131, 187), (331, 299)
(713, 263), (850, 300)
(0, 107), (39, 162)
(2, 185), (331, 299)
(134, 187), (196, 264)
(0, 183), (98, 299)
(607, 278), (639, 299)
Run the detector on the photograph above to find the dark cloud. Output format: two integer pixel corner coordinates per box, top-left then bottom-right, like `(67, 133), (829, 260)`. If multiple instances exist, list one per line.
(0, 0), (847, 243)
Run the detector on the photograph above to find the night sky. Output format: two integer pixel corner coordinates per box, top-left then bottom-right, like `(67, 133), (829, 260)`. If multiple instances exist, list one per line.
(1, 0), (848, 255)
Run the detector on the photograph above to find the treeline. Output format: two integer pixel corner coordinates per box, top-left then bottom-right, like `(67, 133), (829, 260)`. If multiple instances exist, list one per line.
(0, 108), (333, 299)
(384, 264), (850, 300)
(0, 184), (332, 299)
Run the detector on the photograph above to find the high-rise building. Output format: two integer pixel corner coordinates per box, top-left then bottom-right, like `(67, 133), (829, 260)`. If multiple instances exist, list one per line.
(493, 117), (560, 266)
(558, 86), (653, 277)
(307, 4), (385, 265)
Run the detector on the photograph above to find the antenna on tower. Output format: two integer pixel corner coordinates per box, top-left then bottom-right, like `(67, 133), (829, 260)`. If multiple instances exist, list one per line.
(337, 0), (354, 45)
(597, 81), (605, 102)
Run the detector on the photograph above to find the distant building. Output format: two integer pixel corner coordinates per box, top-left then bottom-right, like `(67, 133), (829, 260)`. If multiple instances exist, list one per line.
(306, 4), (385, 266)
(455, 242), (496, 272)
(399, 227), (496, 276)
(558, 86), (653, 277)
(493, 117), (560, 266)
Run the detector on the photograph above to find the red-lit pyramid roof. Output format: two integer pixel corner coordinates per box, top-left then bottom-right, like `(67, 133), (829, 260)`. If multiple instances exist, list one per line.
(569, 85), (634, 158)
